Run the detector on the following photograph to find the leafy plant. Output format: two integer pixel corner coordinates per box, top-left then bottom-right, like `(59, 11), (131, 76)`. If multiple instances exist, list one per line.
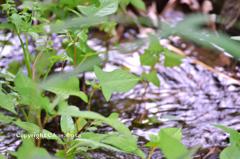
(146, 128), (198, 159)
(0, 0), (187, 158)
(215, 125), (240, 159)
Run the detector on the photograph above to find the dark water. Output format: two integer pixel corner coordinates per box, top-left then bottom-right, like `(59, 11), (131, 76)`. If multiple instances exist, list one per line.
(1, 32), (240, 159)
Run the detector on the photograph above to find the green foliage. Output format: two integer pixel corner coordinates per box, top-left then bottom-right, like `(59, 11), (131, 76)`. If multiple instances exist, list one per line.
(0, 0), (193, 159)
(50, 16), (107, 33)
(120, 0), (146, 10)
(130, 0), (146, 11)
(14, 71), (52, 113)
(42, 76), (88, 102)
(78, 0), (119, 17)
(146, 128), (196, 159)
(0, 154), (6, 159)
(14, 120), (62, 142)
(60, 115), (76, 135)
(13, 139), (52, 159)
(164, 49), (183, 67)
(162, 14), (240, 58)
(215, 125), (240, 159)
(0, 90), (16, 114)
(140, 35), (163, 67)
(142, 70), (160, 87)
(94, 66), (140, 101)
(0, 112), (15, 124)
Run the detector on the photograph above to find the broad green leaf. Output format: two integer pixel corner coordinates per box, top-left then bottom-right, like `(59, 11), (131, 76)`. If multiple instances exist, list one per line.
(70, 138), (122, 153)
(140, 35), (163, 67)
(14, 72), (52, 113)
(0, 154), (6, 159)
(34, 51), (56, 78)
(58, 105), (131, 135)
(220, 146), (240, 159)
(78, 0), (119, 17)
(66, 43), (96, 65)
(0, 90), (16, 114)
(94, 66), (140, 101)
(50, 16), (107, 33)
(78, 132), (145, 158)
(41, 76), (88, 103)
(131, 0), (146, 10)
(59, 0), (80, 7)
(142, 70), (160, 87)
(7, 61), (21, 75)
(158, 131), (190, 159)
(161, 128), (182, 141)
(0, 113), (15, 124)
(10, 13), (31, 33)
(60, 115), (76, 135)
(120, 0), (130, 8)
(58, 105), (104, 120)
(13, 139), (52, 159)
(140, 50), (159, 67)
(76, 117), (87, 132)
(147, 128), (192, 159)
(41, 54), (101, 89)
(164, 49), (183, 67)
(14, 120), (62, 143)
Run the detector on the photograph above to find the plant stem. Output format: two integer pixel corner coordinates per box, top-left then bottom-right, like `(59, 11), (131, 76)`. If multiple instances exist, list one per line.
(87, 88), (95, 111)
(36, 110), (43, 147)
(17, 33), (32, 78)
(147, 147), (156, 159)
(73, 44), (77, 66)
(20, 107), (29, 121)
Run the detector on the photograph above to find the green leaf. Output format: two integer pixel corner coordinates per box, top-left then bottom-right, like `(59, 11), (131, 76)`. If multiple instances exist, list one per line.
(147, 128), (193, 159)
(50, 16), (107, 33)
(158, 130), (190, 159)
(41, 76), (88, 103)
(130, 0), (146, 10)
(14, 72), (52, 113)
(13, 139), (52, 159)
(60, 115), (76, 135)
(0, 154), (6, 159)
(58, 105), (131, 135)
(77, 132), (145, 158)
(41, 54), (101, 89)
(70, 137), (122, 153)
(0, 90), (16, 114)
(78, 0), (119, 17)
(0, 113), (15, 124)
(120, 0), (130, 8)
(164, 49), (183, 67)
(220, 146), (240, 159)
(142, 70), (160, 87)
(140, 35), (163, 67)
(76, 117), (87, 132)
(94, 66), (140, 101)
(14, 120), (62, 143)
(66, 43), (96, 65)
(59, 103), (145, 158)
(34, 51), (56, 78)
